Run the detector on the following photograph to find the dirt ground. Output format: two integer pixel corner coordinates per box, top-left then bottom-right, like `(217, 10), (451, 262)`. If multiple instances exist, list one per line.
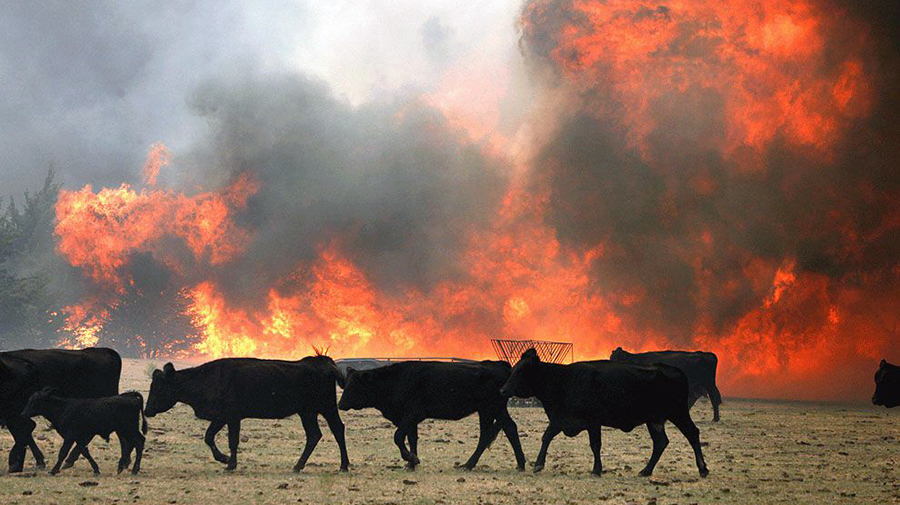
(1, 358), (898, 504)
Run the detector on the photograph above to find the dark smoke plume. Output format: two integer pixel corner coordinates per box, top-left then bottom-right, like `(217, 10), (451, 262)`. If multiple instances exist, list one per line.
(183, 74), (506, 305)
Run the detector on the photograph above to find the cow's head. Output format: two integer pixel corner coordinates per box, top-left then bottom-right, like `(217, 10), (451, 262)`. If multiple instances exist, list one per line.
(21, 387), (58, 418)
(500, 348), (540, 398)
(338, 367), (377, 411)
(873, 359), (900, 408)
(609, 347), (626, 360)
(145, 362), (178, 417)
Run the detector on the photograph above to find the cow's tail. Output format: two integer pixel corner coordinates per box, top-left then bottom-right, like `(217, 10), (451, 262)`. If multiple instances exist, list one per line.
(706, 353), (722, 406)
(330, 361), (346, 389)
(124, 391), (149, 434)
(141, 404), (149, 435)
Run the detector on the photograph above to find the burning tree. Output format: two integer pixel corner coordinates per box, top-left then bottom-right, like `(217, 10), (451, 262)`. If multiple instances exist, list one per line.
(92, 252), (201, 358)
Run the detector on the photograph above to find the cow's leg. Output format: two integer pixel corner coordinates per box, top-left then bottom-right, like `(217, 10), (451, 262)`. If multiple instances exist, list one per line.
(204, 420), (229, 464)
(293, 412), (322, 472)
(6, 417), (36, 473)
(670, 413), (709, 477)
(6, 429), (25, 473)
(117, 432), (133, 474)
(533, 424), (562, 473)
(323, 409), (349, 471)
(497, 408), (526, 471)
(116, 432), (132, 471)
(588, 427), (603, 476)
(131, 432), (145, 475)
(26, 435), (46, 470)
(707, 383), (722, 422)
(463, 412), (503, 470)
(61, 446), (81, 469)
(49, 438), (75, 475)
(392, 424), (419, 469)
(225, 420), (241, 471)
(407, 424), (419, 467)
(639, 422), (668, 477)
(78, 444), (101, 475)
(687, 389), (702, 409)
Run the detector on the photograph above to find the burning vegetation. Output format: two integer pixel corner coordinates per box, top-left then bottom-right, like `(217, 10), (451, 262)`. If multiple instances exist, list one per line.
(1, 0), (896, 402)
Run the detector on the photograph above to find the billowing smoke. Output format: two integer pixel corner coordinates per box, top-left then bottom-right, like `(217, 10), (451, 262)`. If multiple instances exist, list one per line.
(3, 0), (899, 400)
(2, 0), (515, 357)
(518, 0), (900, 396)
(185, 75), (505, 302)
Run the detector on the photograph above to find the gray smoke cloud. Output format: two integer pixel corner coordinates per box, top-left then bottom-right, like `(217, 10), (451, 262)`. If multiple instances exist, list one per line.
(0, 0), (322, 196)
(0, 0), (510, 331)
(183, 73), (505, 303)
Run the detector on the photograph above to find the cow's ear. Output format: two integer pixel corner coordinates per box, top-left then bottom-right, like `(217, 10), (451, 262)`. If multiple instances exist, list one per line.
(881, 359), (888, 368)
(152, 368), (164, 380)
(163, 362), (176, 377)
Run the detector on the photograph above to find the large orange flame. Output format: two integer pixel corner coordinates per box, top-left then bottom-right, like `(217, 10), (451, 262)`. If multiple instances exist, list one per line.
(142, 142), (171, 186)
(522, 0), (872, 162)
(50, 0), (898, 402)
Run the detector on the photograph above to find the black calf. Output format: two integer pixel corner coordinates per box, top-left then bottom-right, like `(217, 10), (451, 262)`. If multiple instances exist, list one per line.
(22, 388), (147, 475)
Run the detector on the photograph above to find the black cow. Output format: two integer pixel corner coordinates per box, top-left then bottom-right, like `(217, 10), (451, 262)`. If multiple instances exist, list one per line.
(0, 348), (121, 472)
(338, 360), (526, 471)
(144, 355), (349, 471)
(22, 388), (147, 475)
(873, 359), (900, 408)
(610, 347), (722, 422)
(500, 349), (709, 477)
(0, 354), (42, 473)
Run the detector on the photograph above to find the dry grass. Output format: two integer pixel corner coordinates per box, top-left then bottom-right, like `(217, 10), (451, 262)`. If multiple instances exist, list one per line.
(1, 358), (899, 504)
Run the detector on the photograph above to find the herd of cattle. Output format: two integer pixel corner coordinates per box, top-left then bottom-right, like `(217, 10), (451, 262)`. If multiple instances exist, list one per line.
(0, 347), (897, 479)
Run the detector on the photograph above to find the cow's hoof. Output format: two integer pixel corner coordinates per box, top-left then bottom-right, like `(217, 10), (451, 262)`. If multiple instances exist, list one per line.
(339, 466), (349, 473)
(533, 463), (544, 473)
(292, 463), (304, 473)
(516, 464), (526, 472)
(62, 461), (75, 470)
(93, 470), (101, 476)
(638, 469), (653, 477)
(699, 467), (709, 478)
(131, 469), (140, 476)
(214, 455), (229, 464)
(35, 461), (46, 470)
(591, 471), (602, 477)
(225, 463), (237, 472)
(49, 470), (59, 476)
(462, 463), (476, 471)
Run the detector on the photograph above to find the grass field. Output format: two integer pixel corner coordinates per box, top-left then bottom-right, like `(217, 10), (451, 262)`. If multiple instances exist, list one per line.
(1, 358), (898, 504)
